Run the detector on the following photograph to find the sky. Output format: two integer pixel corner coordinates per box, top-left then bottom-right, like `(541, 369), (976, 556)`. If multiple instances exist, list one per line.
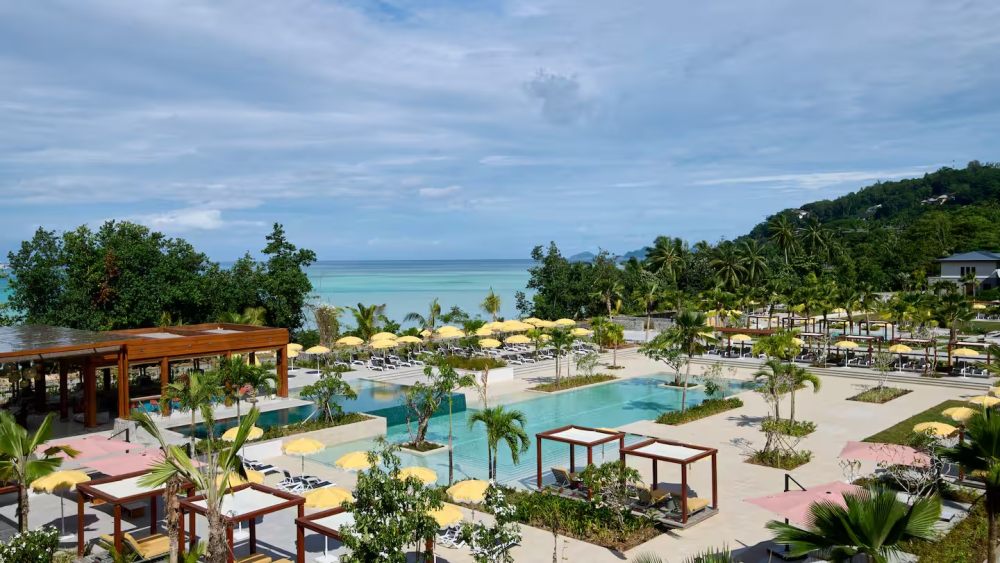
(1, 0), (999, 261)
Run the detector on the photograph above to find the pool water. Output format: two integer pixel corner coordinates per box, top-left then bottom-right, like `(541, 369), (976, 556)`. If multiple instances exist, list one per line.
(309, 375), (748, 486)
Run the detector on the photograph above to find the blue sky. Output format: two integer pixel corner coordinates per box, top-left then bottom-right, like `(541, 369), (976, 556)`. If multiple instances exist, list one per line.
(1, 0), (999, 260)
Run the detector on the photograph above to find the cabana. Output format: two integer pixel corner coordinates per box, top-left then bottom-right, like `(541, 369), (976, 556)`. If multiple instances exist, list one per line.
(76, 470), (194, 556)
(620, 438), (718, 526)
(536, 425), (625, 491)
(952, 341), (993, 366)
(295, 507), (354, 563)
(179, 482), (304, 563)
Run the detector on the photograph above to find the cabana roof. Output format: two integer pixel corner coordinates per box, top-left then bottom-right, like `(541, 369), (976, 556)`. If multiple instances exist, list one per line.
(181, 483), (304, 523)
(296, 506), (354, 541)
(78, 470), (167, 504)
(537, 425), (624, 446)
(843, 334), (880, 341)
(621, 438), (716, 464)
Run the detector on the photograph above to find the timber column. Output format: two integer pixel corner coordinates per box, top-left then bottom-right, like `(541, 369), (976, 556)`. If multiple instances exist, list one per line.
(276, 346), (289, 397)
(83, 358), (97, 428)
(117, 347), (130, 418)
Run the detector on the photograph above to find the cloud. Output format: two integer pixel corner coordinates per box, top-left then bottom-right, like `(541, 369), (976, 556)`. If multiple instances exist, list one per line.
(523, 70), (590, 124)
(695, 167), (937, 191)
(418, 185), (463, 198)
(130, 207), (263, 233)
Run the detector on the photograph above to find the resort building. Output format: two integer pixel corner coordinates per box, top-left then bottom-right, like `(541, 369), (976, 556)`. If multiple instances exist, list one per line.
(0, 323), (289, 429)
(928, 250), (1000, 292)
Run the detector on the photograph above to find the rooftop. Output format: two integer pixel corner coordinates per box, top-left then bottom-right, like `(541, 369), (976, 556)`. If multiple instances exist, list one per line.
(938, 250), (1000, 262)
(0, 325), (137, 359)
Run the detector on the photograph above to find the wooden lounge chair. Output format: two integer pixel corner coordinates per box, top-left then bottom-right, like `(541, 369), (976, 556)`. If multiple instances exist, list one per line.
(100, 532), (170, 561)
(235, 554), (272, 563)
(635, 485), (670, 508)
(665, 494), (711, 516)
(551, 467), (582, 488)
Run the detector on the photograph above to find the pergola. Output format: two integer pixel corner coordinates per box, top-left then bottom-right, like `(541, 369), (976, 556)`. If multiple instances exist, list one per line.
(179, 483), (305, 563)
(76, 469), (194, 556)
(620, 438), (718, 525)
(536, 425), (625, 490)
(952, 341), (993, 366)
(295, 507), (354, 563)
(0, 323), (289, 427)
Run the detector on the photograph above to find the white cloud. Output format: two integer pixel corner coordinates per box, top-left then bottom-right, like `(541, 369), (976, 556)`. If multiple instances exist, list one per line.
(418, 185), (463, 198)
(130, 207), (262, 232)
(695, 167), (937, 191)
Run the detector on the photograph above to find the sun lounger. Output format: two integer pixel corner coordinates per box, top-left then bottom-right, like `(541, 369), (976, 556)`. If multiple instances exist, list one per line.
(99, 532), (170, 561)
(551, 467), (582, 488)
(635, 485), (669, 508)
(235, 554), (271, 563)
(665, 494), (710, 516)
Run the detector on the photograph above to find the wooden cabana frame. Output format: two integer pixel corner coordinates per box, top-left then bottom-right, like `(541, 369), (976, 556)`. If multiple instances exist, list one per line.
(295, 506), (349, 563)
(178, 482), (305, 563)
(76, 469), (195, 556)
(536, 425), (625, 490)
(620, 438), (718, 524)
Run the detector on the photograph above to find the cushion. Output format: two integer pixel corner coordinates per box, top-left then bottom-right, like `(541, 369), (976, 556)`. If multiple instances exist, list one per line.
(685, 497), (710, 512)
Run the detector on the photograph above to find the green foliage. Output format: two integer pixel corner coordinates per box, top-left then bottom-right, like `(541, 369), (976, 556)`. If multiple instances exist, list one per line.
(255, 413), (368, 441)
(441, 356), (507, 371)
(747, 449), (812, 470)
(461, 485), (522, 563)
(656, 398), (743, 425)
(767, 487), (940, 562)
(4, 221), (314, 331)
(0, 527), (59, 562)
(863, 399), (967, 444)
(530, 374), (615, 392)
(299, 366), (357, 422)
(761, 417), (816, 437)
(900, 500), (988, 563)
(340, 438), (442, 563)
(580, 461), (643, 537)
(848, 386), (911, 404)
(468, 406), (529, 480)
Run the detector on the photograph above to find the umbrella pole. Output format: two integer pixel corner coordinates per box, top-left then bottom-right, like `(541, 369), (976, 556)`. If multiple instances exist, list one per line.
(60, 494), (66, 537)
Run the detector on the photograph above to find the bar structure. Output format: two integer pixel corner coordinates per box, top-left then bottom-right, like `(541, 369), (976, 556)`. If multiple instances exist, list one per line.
(0, 324), (289, 428)
(620, 437), (719, 526)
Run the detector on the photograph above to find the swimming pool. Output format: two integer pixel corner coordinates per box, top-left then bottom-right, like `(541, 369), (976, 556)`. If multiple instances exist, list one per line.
(172, 379), (458, 438)
(308, 375), (748, 486)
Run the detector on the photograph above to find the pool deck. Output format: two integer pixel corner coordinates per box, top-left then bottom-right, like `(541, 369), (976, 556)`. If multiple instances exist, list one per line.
(13, 349), (986, 562)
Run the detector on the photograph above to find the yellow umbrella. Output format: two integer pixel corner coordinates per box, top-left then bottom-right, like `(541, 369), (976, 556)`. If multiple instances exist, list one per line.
(730, 334), (752, 342)
(554, 318), (576, 327)
(570, 328), (593, 337)
(371, 332), (397, 341)
(222, 425), (264, 442)
(304, 487), (354, 508)
(217, 470), (264, 488)
(834, 340), (859, 349)
(913, 422), (957, 437)
(283, 437), (326, 471)
(479, 338), (502, 349)
(534, 320), (556, 329)
(428, 503), (464, 528)
(371, 339), (398, 350)
(974, 303), (988, 310)
(420, 329), (433, 338)
(522, 318), (544, 326)
(287, 343), (304, 352)
(335, 451), (372, 471)
(399, 466), (438, 485)
(336, 336), (364, 347)
(953, 348), (980, 357)
(437, 329), (466, 339)
(505, 335), (531, 345)
(437, 325), (462, 334)
(942, 407), (978, 423)
(538, 334), (552, 343)
(968, 396), (1000, 407)
(475, 327), (494, 337)
(30, 470), (91, 537)
(397, 335), (423, 344)
(305, 345), (331, 355)
(288, 350), (300, 359)
(482, 321), (504, 331)
(990, 386), (1000, 398)
(447, 479), (489, 503)
(499, 320), (531, 332)
(888, 344), (912, 353)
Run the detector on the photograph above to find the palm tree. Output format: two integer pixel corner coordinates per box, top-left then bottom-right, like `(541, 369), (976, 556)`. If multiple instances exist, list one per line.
(665, 310), (713, 413)
(753, 359), (788, 421)
(216, 355), (274, 423)
(799, 219), (830, 262)
(634, 273), (661, 341)
(645, 236), (686, 283)
(591, 279), (624, 320)
(605, 322), (624, 368)
(710, 243), (747, 291)
(937, 292), (975, 366)
(404, 298), (442, 338)
(942, 408), (1000, 563)
(162, 370), (223, 456)
(217, 306), (267, 326)
(767, 487), (939, 562)
(768, 214), (799, 265)
(549, 328), (575, 385)
(785, 364), (820, 424)
(134, 408), (261, 563)
(349, 302), (386, 340)
(468, 406), (529, 480)
(738, 239), (768, 286)
(0, 412), (77, 532)
(481, 288), (502, 322)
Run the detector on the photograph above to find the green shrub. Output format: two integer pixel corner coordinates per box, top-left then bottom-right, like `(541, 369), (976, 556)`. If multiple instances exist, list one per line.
(900, 501), (987, 562)
(0, 527), (59, 562)
(848, 386), (911, 403)
(656, 398), (743, 425)
(747, 449), (812, 470)
(442, 356), (507, 371)
(760, 417), (816, 437)
(531, 374), (615, 392)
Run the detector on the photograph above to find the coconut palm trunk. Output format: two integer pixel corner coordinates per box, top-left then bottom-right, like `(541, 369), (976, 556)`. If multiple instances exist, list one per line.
(16, 484), (28, 533)
(165, 477), (182, 563)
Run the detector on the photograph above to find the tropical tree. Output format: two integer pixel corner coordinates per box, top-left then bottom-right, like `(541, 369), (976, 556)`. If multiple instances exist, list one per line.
(468, 406), (530, 480)
(738, 239), (768, 286)
(937, 292), (975, 366)
(785, 364), (820, 424)
(942, 408), (1000, 563)
(664, 310), (714, 413)
(217, 306), (268, 326)
(481, 288), (502, 322)
(299, 366), (357, 422)
(405, 298), (442, 335)
(425, 357), (476, 485)
(753, 359), (788, 421)
(639, 332), (687, 387)
(461, 484), (522, 563)
(645, 236), (686, 283)
(0, 413), (78, 532)
(162, 369), (222, 455)
(799, 219), (830, 262)
(133, 407), (261, 563)
(312, 304), (344, 347)
(633, 272), (661, 341)
(710, 243), (747, 290)
(548, 328), (575, 385)
(768, 214), (799, 265)
(604, 322), (624, 368)
(215, 355), (274, 423)
(766, 487), (940, 562)
(349, 302), (386, 340)
(591, 278), (624, 320)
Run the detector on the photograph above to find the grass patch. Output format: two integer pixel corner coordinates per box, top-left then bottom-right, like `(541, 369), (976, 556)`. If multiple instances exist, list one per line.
(900, 500), (988, 563)
(530, 374), (616, 392)
(761, 417), (816, 437)
(848, 386), (912, 404)
(400, 441), (445, 453)
(656, 398), (743, 425)
(746, 449), (812, 470)
(863, 399), (968, 445)
(504, 488), (659, 551)
(442, 356), (507, 371)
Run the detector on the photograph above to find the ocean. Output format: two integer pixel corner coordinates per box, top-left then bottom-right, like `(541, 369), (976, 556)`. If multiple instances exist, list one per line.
(0, 259), (535, 327)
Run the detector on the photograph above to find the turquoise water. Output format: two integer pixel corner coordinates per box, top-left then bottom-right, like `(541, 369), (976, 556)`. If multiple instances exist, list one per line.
(309, 375), (749, 486)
